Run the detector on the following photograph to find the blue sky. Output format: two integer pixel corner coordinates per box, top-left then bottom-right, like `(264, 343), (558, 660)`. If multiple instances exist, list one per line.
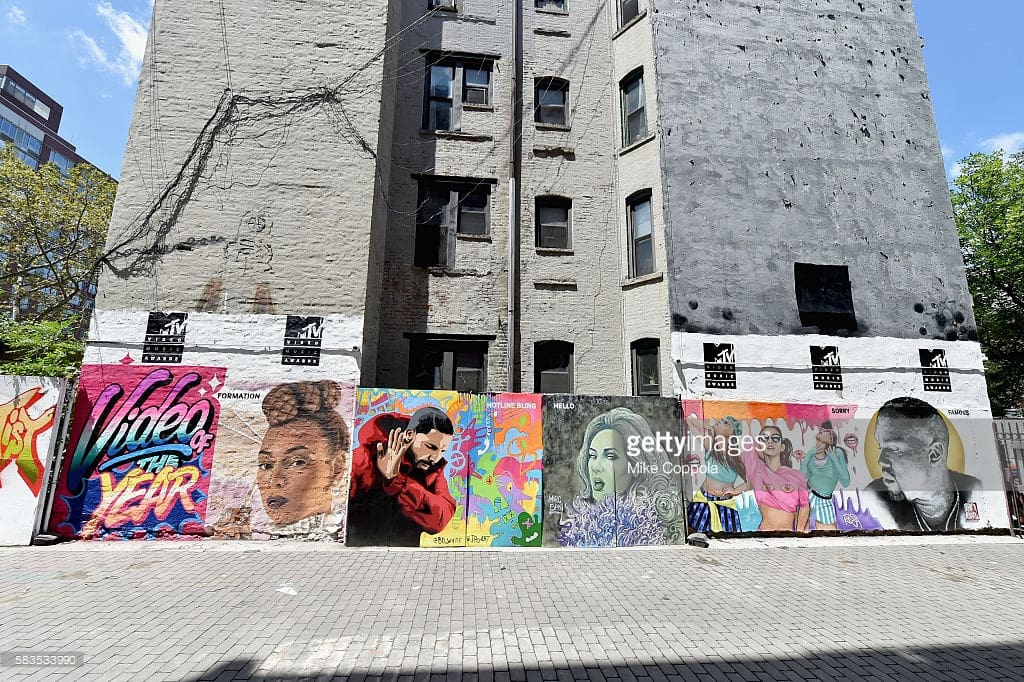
(1, 1), (1021, 179)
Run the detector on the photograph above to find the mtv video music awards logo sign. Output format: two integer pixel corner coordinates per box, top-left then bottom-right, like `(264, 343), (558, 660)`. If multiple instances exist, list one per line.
(281, 316), (324, 366)
(920, 349), (952, 392)
(703, 343), (736, 389)
(810, 345), (843, 391)
(142, 312), (188, 364)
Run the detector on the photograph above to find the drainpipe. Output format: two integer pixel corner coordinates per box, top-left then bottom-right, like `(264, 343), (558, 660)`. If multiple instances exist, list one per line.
(507, 0), (523, 392)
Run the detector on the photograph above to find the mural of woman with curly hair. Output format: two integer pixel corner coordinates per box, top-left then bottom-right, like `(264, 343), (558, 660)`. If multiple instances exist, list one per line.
(208, 380), (350, 541)
(557, 406), (685, 547)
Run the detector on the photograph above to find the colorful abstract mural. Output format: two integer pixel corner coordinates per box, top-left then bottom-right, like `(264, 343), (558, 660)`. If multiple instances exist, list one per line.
(541, 395), (687, 548)
(0, 377), (66, 546)
(467, 394), (543, 547)
(50, 365), (222, 540)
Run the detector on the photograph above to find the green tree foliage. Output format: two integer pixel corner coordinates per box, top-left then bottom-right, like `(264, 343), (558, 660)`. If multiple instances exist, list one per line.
(0, 143), (115, 323)
(0, 318), (83, 379)
(952, 150), (1024, 415)
(0, 143), (114, 378)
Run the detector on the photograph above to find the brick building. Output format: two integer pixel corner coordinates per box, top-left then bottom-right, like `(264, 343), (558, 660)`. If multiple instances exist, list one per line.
(94, 0), (978, 400)
(51, 0), (1013, 543)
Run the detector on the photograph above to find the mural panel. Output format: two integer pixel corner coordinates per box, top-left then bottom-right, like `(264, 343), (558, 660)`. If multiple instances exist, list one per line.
(467, 394), (543, 547)
(0, 377), (66, 546)
(346, 389), (478, 547)
(51, 365), (222, 540)
(542, 395), (686, 548)
(53, 310), (363, 541)
(204, 379), (355, 541)
(682, 398), (1009, 534)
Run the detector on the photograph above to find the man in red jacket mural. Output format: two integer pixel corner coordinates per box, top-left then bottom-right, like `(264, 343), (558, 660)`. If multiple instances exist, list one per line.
(346, 406), (457, 546)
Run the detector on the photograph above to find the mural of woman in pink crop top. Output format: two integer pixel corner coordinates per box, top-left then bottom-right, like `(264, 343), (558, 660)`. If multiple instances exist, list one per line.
(734, 425), (810, 532)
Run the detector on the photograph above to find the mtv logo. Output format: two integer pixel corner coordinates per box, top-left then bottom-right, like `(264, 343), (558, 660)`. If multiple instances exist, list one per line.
(704, 343), (735, 365)
(920, 349), (952, 392)
(286, 316), (324, 340)
(146, 312), (188, 338)
(811, 345), (843, 391)
(811, 345), (841, 367)
(143, 312), (188, 364)
(282, 316), (325, 366)
(703, 342), (737, 390)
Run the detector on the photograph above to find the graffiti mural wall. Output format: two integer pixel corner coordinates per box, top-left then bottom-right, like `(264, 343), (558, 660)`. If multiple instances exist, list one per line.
(51, 364), (222, 539)
(44, 321), (1013, 542)
(674, 333), (1011, 535)
(467, 394), (543, 547)
(346, 390), (544, 547)
(541, 395), (687, 547)
(51, 310), (361, 541)
(0, 376), (67, 546)
(347, 389), (472, 547)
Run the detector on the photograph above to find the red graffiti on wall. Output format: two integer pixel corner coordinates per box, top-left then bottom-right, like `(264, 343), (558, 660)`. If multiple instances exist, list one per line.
(0, 387), (57, 496)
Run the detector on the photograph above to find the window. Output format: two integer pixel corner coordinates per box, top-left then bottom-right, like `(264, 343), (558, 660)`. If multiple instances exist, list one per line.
(429, 0), (457, 9)
(618, 0), (640, 27)
(415, 178), (492, 266)
(409, 338), (488, 392)
(0, 113), (43, 166)
(464, 66), (491, 106)
(426, 64), (455, 131)
(535, 0), (567, 13)
(535, 196), (571, 249)
(535, 341), (573, 393)
(627, 192), (654, 277)
(49, 151), (74, 175)
(631, 339), (660, 396)
(458, 187), (489, 235)
(535, 78), (569, 127)
(1, 77), (51, 119)
(415, 185), (453, 267)
(424, 57), (493, 131)
(794, 263), (857, 330)
(620, 70), (647, 146)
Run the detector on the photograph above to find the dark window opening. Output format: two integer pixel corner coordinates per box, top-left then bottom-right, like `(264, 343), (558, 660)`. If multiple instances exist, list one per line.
(423, 57), (493, 131)
(619, 0), (640, 27)
(536, 0), (566, 12)
(535, 341), (573, 393)
(535, 78), (569, 126)
(409, 338), (488, 392)
(620, 70), (646, 146)
(627, 191), (654, 277)
(415, 179), (492, 266)
(536, 196), (571, 249)
(631, 338), (660, 396)
(794, 263), (857, 331)
(415, 184), (454, 267)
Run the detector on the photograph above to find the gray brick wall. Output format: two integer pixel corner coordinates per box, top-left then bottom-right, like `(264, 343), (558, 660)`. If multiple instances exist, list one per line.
(96, 0), (388, 355)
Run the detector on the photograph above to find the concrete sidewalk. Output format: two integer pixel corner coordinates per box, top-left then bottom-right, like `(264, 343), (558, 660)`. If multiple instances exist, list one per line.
(2, 536), (1023, 681)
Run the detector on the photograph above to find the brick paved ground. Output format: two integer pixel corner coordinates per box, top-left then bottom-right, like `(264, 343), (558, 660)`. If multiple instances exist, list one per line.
(2, 536), (1024, 681)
